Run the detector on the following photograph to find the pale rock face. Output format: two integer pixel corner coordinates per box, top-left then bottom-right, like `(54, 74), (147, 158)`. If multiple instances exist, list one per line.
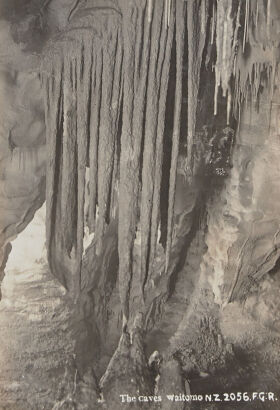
(201, 86), (280, 305)
(45, 0), (82, 32)
(5, 204), (47, 275)
(0, 22), (46, 273)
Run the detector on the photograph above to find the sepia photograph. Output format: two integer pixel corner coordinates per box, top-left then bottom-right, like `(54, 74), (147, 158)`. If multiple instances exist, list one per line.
(0, 0), (280, 408)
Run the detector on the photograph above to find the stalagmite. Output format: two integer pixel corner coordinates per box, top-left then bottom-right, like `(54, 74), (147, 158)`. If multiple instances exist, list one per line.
(165, 0), (185, 272)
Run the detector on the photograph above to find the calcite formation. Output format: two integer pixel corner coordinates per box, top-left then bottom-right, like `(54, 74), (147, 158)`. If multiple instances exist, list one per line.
(0, 0), (280, 408)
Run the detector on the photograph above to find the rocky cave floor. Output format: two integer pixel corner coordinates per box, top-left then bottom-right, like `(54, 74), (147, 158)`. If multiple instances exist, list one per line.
(0, 264), (76, 409)
(0, 255), (280, 409)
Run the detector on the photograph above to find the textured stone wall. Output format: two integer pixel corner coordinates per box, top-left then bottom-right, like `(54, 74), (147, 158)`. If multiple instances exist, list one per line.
(200, 82), (280, 305)
(0, 30), (46, 288)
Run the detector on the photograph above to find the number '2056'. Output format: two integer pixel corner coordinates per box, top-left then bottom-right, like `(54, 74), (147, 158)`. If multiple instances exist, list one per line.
(222, 392), (276, 402)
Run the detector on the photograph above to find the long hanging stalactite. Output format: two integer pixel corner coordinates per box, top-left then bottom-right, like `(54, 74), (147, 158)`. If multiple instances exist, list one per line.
(187, 0), (208, 167)
(41, 0), (280, 324)
(76, 41), (92, 290)
(148, 1), (175, 286)
(118, 1), (148, 324)
(41, 12), (123, 295)
(140, 0), (174, 295)
(96, 28), (123, 256)
(42, 55), (66, 287)
(88, 49), (102, 233)
(165, 0), (185, 273)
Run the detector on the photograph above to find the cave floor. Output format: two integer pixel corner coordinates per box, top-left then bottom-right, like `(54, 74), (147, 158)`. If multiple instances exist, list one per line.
(0, 265), (75, 410)
(1, 261), (280, 409)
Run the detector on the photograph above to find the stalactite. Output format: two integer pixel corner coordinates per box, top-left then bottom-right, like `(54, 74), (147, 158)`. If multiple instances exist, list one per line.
(243, 0), (249, 52)
(255, 0), (259, 28)
(148, 0), (152, 23)
(227, 87), (232, 124)
(118, 0), (155, 324)
(11, 147), (39, 172)
(17, 149), (22, 170)
(231, 0), (241, 73)
(119, 3), (145, 324)
(76, 40), (93, 291)
(165, 0), (185, 272)
(96, 28), (122, 256)
(211, 1), (216, 44)
(148, 5), (175, 283)
(40, 0), (280, 315)
(96, 39), (115, 255)
(214, 1), (224, 114)
(107, 30), (123, 212)
(214, 0), (241, 120)
(140, 1), (173, 294)
(42, 56), (63, 280)
(61, 56), (78, 256)
(30, 148), (34, 167)
(109, 56), (123, 223)
(140, 4), (163, 293)
(165, 0), (168, 28)
(233, 42), (277, 116)
(267, 0), (271, 41)
(167, 0), (172, 27)
(187, 0), (208, 168)
(110, 152), (119, 221)
(88, 51), (102, 233)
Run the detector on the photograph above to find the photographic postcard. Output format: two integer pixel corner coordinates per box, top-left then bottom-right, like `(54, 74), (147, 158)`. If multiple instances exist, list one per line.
(0, 1), (279, 409)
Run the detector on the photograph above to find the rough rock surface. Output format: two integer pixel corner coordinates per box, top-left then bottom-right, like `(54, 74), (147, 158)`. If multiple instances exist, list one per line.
(0, 23), (46, 290)
(0, 264), (75, 409)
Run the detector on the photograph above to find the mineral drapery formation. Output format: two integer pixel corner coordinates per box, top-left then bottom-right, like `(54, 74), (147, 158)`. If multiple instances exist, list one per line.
(41, 0), (280, 326)
(1, 0), (280, 408)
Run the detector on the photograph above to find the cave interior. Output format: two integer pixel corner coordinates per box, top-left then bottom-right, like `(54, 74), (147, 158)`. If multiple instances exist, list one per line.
(0, 0), (280, 409)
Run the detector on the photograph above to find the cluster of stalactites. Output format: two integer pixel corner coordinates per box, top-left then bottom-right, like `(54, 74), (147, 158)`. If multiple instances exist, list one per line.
(41, 0), (199, 324)
(40, 0), (220, 324)
(118, 0), (209, 324)
(41, 0), (279, 325)
(213, 0), (279, 123)
(119, 0), (180, 323)
(41, 13), (123, 295)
